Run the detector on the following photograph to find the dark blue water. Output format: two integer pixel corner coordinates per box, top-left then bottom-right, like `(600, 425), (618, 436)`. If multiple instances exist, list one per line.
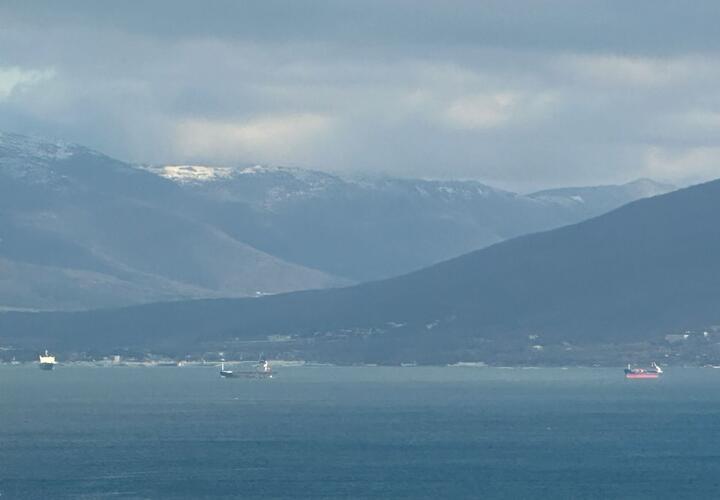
(2, 366), (720, 499)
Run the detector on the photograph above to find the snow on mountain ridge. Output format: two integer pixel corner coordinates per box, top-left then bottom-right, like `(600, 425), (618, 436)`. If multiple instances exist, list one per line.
(0, 132), (84, 185)
(146, 162), (537, 211)
(0, 131), (78, 161)
(150, 163), (333, 184)
(152, 165), (235, 183)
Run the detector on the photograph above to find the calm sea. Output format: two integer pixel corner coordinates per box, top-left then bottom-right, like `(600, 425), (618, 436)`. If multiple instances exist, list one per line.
(2, 365), (720, 499)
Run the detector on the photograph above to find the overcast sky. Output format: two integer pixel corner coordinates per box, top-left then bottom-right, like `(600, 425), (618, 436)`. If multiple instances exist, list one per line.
(2, 1), (720, 191)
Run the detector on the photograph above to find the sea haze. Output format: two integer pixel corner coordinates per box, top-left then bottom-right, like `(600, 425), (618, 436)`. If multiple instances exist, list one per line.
(2, 366), (720, 499)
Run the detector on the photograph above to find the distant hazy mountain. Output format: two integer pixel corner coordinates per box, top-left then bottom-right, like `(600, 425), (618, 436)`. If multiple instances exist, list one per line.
(0, 132), (673, 311)
(146, 164), (674, 281)
(3, 177), (715, 363)
(0, 133), (341, 310)
(528, 178), (674, 218)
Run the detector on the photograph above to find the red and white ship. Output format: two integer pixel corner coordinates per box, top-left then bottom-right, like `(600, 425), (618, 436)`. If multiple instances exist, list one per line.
(624, 362), (663, 379)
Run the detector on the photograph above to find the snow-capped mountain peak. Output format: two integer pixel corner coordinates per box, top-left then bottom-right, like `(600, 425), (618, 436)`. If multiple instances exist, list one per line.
(152, 165), (235, 183)
(0, 132), (88, 185)
(0, 131), (80, 161)
(147, 164), (313, 184)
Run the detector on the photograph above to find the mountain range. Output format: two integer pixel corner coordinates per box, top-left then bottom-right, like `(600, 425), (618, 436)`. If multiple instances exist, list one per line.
(0, 131), (672, 313)
(0, 177), (720, 362)
(2, 154), (717, 363)
(150, 164), (672, 282)
(0, 133), (341, 311)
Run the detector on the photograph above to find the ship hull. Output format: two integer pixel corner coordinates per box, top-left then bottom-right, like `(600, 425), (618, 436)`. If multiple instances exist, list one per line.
(625, 372), (659, 379)
(221, 371), (272, 379)
(39, 363), (55, 370)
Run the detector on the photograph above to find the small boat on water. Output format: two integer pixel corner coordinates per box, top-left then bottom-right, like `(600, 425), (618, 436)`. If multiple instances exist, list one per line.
(220, 357), (273, 379)
(624, 362), (663, 379)
(219, 362), (236, 378)
(38, 350), (57, 370)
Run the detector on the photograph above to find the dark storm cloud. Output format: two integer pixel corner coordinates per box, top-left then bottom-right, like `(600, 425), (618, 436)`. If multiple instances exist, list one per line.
(4, 0), (720, 54)
(1, 1), (720, 190)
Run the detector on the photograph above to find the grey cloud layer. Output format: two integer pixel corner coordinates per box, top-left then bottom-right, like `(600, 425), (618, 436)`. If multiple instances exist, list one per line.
(1, 1), (720, 190)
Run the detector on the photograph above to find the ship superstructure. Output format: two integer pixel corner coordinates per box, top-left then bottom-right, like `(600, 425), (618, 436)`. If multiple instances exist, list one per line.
(219, 362), (235, 378)
(38, 350), (57, 370)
